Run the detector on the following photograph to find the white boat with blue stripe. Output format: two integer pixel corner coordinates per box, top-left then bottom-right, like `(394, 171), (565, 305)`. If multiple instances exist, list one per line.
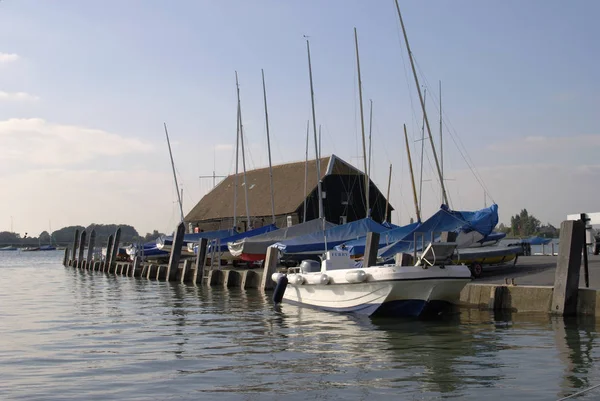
(272, 243), (471, 318)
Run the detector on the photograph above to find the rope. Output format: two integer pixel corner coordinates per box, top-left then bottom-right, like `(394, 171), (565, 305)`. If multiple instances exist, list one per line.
(411, 56), (496, 204)
(556, 383), (600, 401)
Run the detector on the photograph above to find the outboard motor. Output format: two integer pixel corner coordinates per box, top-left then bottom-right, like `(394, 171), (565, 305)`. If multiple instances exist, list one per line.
(299, 259), (320, 274)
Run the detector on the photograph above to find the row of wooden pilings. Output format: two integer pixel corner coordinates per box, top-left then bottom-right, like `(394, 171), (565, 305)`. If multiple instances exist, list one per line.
(63, 222), (281, 290)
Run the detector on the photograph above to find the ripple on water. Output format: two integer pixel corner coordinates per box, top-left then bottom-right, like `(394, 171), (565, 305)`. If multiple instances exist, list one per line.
(1, 255), (600, 400)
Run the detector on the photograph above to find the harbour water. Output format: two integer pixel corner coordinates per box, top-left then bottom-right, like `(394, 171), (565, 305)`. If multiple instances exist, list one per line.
(1, 251), (599, 400)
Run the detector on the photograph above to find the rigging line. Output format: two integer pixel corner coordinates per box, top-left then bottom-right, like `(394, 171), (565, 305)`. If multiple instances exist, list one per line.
(441, 115), (496, 203)
(411, 56), (495, 203)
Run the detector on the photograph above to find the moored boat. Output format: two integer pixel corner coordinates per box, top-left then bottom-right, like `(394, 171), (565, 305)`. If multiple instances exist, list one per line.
(272, 243), (471, 318)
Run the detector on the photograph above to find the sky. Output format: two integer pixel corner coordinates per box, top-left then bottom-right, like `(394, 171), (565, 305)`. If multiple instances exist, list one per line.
(0, 0), (599, 236)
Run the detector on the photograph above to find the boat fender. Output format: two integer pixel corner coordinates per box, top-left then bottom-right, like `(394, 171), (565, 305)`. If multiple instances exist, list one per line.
(304, 273), (330, 285)
(345, 270), (367, 283)
(272, 275), (288, 304)
(271, 272), (284, 283)
(288, 274), (304, 286)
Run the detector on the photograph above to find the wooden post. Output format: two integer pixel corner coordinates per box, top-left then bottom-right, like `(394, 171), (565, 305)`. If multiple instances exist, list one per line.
(363, 232), (380, 268)
(146, 264), (154, 279)
(77, 231), (87, 268)
(193, 238), (208, 284)
(132, 257), (141, 277)
(166, 222), (185, 281)
(179, 260), (192, 283)
(63, 247), (69, 267)
(551, 220), (585, 316)
(86, 229), (96, 266)
(104, 235), (114, 272)
(109, 228), (122, 273)
(580, 213), (590, 288)
(261, 247), (279, 291)
(71, 229), (80, 266)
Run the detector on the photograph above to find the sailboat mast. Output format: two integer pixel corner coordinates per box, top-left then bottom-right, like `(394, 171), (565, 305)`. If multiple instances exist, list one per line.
(318, 125), (322, 160)
(306, 39), (323, 220)
(439, 80), (444, 205)
(404, 124), (421, 222)
(368, 99), (373, 178)
(163, 122), (184, 223)
(354, 27), (370, 217)
(233, 101), (240, 230)
(303, 120), (309, 223)
(394, 0), (448, 205)
(385, 163), (392, 223)
(235, 71), (251, 230)
(261, 69), (276, 225)
(354, 27), (370, 218)
(418, 88), (426, 214)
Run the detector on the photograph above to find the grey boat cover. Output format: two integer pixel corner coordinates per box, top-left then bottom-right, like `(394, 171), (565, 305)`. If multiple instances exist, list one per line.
(227, 218), (337, 258)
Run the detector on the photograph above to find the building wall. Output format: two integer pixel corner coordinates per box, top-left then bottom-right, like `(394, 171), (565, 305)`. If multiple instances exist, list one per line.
(190, 213), (300, 233)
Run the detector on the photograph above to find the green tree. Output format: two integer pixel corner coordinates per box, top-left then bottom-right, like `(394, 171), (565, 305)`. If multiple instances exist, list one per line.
(510, 209), (541, 237)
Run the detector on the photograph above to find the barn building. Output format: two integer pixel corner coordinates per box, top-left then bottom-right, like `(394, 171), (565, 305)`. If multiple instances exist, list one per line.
(184, 154), (393, 232)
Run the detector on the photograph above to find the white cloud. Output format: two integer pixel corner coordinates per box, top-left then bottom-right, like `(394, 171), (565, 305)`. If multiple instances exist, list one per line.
(215, 143), (234, 151)
(0, 91), (40, 102)
(0, 53), (19, 63)
(0, 168), (180, 236)
(0, 118), (155, 166)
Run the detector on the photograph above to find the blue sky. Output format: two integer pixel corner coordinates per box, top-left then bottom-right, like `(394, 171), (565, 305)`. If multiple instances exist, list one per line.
(1, 0), (599, 235)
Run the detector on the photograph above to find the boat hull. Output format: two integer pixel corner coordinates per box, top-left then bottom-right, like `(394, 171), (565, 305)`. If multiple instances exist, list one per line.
(280, 265), (471, 318)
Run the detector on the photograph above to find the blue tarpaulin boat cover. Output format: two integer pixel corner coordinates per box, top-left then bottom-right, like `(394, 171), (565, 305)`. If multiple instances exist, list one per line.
(272, 218), (389, 254)
(378, 204), (499, 260)
(522, 236), (552, 245)
(208, 224), (278, 253)
(477, 232), (506, 244)
(158, 228), (238, 247)
(335, 221), (421, 256)
(228, 218), (337, 259)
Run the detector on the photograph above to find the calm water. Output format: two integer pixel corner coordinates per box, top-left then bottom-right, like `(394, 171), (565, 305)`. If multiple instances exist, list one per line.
(1, 251), (599, 400)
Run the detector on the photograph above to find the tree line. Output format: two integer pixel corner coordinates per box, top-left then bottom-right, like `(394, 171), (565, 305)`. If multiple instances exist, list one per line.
(0, 224), (166, 247)
(497, 209), (559, 238)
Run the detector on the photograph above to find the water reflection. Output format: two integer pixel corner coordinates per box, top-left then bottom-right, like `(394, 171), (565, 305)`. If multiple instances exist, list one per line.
(2, 261), (600, 400)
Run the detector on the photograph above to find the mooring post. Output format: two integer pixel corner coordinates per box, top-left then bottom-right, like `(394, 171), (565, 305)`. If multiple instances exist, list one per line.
(104, 235), (114, 272)
(580, 213), (590, 288)
(131, 257), (141, 277)
(86, 229), (96, 267)
(179, 260), (192, 283)
(109, 228), (122, 274)
(166, 222), (185, 281)
(77, 231), (87, 269)
(363, 232), (381, 268)
(551, 219), (585, 316)
(261, 247), (280, 291)
(63, 247), (69, 267)
(71, 229), (80, 267)
(193, 238), (208, 284)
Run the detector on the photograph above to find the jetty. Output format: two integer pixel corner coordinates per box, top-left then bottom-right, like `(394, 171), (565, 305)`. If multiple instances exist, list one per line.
(64, 219), (600, 318)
